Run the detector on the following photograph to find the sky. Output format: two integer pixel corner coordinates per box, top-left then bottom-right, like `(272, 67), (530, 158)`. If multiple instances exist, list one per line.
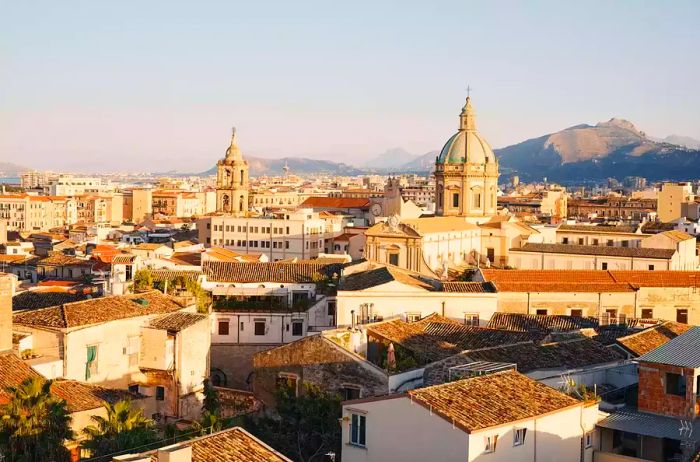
(1, 0), (699, 173)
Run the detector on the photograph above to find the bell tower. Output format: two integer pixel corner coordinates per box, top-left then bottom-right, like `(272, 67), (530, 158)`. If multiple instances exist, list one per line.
(216, 127), (249, 216)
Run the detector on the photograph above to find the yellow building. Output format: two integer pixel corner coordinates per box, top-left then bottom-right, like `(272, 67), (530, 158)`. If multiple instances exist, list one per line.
(657, 182), (694, 223)
(434, 96), (499, 222)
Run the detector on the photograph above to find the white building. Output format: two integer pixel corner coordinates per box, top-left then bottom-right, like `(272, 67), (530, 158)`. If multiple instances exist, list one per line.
(341, 370), (599, 462)
(198, 208), (337, 261)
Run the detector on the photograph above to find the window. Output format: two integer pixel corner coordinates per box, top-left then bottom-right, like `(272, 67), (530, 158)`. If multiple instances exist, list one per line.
(156, 386), (165, 401)
(578, 238), (584, 245)
(276, 373), (298, 395)
(388, 253), (399, 266)
(452, 193), (460, 208)
(607, 240), (614, 246)
(350, 413), (366, 447)
(218, 320), (230, 336)
(327, 300), (336, 316)
(484, 435), (497, 453)
(666, 372), (686, 397)
(473, 192), (481, 208)
(562, 237), (569, 244)
(621, 240), (629, 248)
(677, 309), (688, 324)
(641, 308), (653, 319)
(513, 428), (526, 446)
(592, 239), (599, 245)
(601, 262), (608, 270)
(291, 320), (303, 336)
(464, 313), (479, 326)
(85, 345), (98, 380)
(406, 313), (421, 323)
(341, 386), (361, 400)
(536, 309), (548, 316)
(254, 319), (266, 336)
(570, 309), (583, 317)
(584, 432), (593, 449)
(648, 264), (655, 271)
(128, 384), (139, 394)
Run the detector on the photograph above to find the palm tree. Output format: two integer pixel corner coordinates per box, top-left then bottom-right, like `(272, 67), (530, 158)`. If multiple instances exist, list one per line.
(82, 400), (158, 460)
(0, 377), (73, 462)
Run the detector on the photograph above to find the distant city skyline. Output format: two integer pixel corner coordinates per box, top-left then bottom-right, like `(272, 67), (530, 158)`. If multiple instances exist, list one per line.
(2, 1), (699, 172)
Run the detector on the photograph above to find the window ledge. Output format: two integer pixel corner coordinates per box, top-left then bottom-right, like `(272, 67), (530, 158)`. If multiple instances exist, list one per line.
(346, 443), (367, 450)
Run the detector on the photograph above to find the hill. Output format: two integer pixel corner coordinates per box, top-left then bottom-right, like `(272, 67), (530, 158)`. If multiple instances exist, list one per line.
(495, 118), (700, 182)
(0, 162), (30, 177)
(201, 156), (364, 177)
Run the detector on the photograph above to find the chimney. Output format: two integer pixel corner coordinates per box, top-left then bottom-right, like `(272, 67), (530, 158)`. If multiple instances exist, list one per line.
(0, 273), (15, 353)
(157, 444), (192, 462)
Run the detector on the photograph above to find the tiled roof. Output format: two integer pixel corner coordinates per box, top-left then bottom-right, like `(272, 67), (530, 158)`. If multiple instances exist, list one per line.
(215, 388), (263, 418)
(407, 370), (579, 433)
(558, 224), (639, 234)
(441, 281), (497, 293)
(12, 290), (87, 311)
(35, 253), (91, 267)
(112, 254), (138, 264)
(511, 243), (676, 259)
(339, 266), (436, 291)
(0, 353), (42, 403)
(133, 243), (169, 250)
(637, 327), (700, 368)
(169, 252), (203, 266)
(145, 427), (291, 462)
(51, 380), (142, 413)
(203, 261), (342, 283)
(488, 312), (600, 332)
(459, 339), (623, 373)
(150, 269), (202, 282)
(13, 291), (187, 330)
(299, 197), (370, 209)
(149, 312), (207, 332)
(481, 269), (700, 290)
(616, 322), (692, 357)
(367, 315), (540, 364)
(659, 230), (695, 242)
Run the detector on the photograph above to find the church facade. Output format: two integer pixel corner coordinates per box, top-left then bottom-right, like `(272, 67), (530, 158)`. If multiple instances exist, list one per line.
(216, 128), (249, 216)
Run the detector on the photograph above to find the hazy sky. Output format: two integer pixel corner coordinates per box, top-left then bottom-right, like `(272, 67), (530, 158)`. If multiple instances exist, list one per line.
(2, 1), (699, 173)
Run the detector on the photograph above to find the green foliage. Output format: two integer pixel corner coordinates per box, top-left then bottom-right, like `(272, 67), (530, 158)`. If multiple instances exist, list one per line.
(133, 269), (154, 292)
(82, 400), (159, 460)
(559, 379), (601, 403)
(243, 383), (341, 462)
(202, 379), (220, 415)
(0, 377), (73, 462)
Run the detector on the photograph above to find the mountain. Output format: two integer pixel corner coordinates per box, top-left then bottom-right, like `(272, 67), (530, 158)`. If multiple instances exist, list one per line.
(362, 147), (419, 170)
(495, 118), (700, 182)
(0, 162), (30, 177)
(201, 156), (364, 177)
(401, 150), (440, 171)
(663, 135), (700, 150)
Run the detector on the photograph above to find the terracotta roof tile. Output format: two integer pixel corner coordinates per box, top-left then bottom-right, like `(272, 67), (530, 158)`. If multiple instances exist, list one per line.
(441, 281), (497, 293)
(407, 370), (580, 432)
(511, 243), (676, 259)
(339, 266), (436, 291)
(616, 321), (692, 357)
(299, 197), (370, 209)
(51, 380), (142, 413)
(203, 261), (342, 283)
(367, 315), (540, 364)
(12, 290), (87, 311)
(13, 290), (187, 329)
(148, 312), (207, 333)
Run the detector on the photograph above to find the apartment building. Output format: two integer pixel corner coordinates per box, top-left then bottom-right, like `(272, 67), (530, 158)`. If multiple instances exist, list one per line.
(198, 209), (334, 261)
(0, 194), (73, 231)
(658, 182), (695, 223)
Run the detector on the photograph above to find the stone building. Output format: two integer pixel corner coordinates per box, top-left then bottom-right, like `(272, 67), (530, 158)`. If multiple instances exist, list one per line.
(216, 128), (249, 215)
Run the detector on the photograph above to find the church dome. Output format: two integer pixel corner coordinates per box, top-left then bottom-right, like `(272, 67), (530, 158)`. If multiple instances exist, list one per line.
(437, 97), (497, 165)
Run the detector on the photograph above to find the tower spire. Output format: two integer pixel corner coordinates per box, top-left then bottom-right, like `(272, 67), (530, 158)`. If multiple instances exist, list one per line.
(226, 126), (241, 159)
(459, 94), (476, 131)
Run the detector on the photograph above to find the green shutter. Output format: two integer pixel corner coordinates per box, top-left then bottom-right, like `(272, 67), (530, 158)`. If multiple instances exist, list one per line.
(86, 345), (97, 380)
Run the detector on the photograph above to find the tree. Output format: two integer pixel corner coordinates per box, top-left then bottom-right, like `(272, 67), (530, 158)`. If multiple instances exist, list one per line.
(0, 377), (73, 462)
(82, 400), (158, 460)
(245, 383), (341, 462)
(202, 379), (220, 415)
(133, 269), (154, 292)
